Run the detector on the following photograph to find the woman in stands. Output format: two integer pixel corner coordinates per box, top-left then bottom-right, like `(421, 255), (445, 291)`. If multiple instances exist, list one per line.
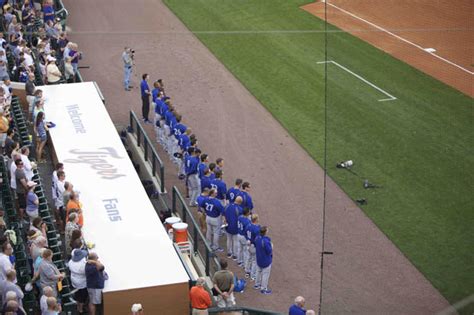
(34, 111), (48, 163)
(66, 192), (84, 227)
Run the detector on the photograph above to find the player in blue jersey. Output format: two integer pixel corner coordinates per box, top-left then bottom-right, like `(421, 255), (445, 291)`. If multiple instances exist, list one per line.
(240, 182), (254, 212)
(196, 187), (210, 234)
(226, 178), (242, 204)
(237, 208), (251, 267)
(200, 167), (213, 192)
(203, 189), (225, 251)
(244, 214), (260, 280)
(185, 148), (200, 206)
(254, 226), (273, 294)
(215, 158), (224, 173)
(223, 196), (243, 260)
(198, 154), (209, 179)
(208, 163), (217, 180)
(210, 170), (227, 205)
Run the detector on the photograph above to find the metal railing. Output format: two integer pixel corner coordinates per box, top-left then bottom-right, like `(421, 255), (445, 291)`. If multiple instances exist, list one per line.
(128, 111), (165, 193)
(172, 186), (220, 276)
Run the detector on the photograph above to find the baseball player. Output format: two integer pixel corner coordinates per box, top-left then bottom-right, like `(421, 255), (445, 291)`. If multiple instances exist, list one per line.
(200, 167), (213, 192)
(244, 214), (261, 280)
(185, 147), (200, 206)
(198, 154), (209, 179)
(223, 196), (243, 260)
(203, 188), (225, 252)
(196, 187), (210, 234)
(210, 170), (227, 205)
(237, 208), (251, 267)
(227, 178), (242, 204)
(254, 226), (273, 294)
(240, 182), (254, 211)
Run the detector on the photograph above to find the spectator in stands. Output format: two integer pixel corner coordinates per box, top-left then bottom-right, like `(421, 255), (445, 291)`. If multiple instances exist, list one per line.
(33, 249), (65, 296)
(46, 56), (61, 84)
(42, 0), (55, 24)
(66, 191), (83, 227)
(68, 43), (81, 81)
(0, 60), (8, 81)
(57, 32), (69, 61)
(40, 286), (54, 314)
(65, 213), (79, 255)
(244, 214), (260, 280)
(254, 226), (272, 294)
(34, 111), (48, 162)
(240, 182), (254, 212)
(30, 217), (48, 244)
(30, 236), (47, 265)
(44, 296), (61, 314)
(289, 296), (306, 315)
(68, 249), (88, 314)
(25, 72), (36, 111)
(224, 196), (243, 260)
(3, 293), (26, 315)
(14, 159), (28, 221)
(227, 179), (242, 204)
(53, 170), (66, 232)
(3, 130), (15, 158)
(140, 73), (151, 124)
(86, 252), (106, 315)
(189, 277), (211, 314)
(203, 188), (224, 252)
(0, 242), (14, 281)
(212, 259), (235, 308)
(0, 109), (9, 145)
(62, 181), (74, 208)
(210, 170), (227, 206)
(25, 180), (39, 220)
(122, 47), (133, 91)
(20, 146), (34, 180)
(2, 270), (23, 306)
(64, 56), (74, 83)
(307, 310), (316, 315)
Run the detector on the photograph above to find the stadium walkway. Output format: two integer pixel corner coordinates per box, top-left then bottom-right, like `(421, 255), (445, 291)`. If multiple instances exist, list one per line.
(63, 0), (452, 313)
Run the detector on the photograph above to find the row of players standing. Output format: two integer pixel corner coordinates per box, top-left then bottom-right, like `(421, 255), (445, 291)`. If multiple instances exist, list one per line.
(139, 74), (273, 296)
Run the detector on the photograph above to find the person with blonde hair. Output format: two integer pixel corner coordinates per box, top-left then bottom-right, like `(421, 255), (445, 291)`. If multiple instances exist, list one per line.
(189, 277), (211, 314)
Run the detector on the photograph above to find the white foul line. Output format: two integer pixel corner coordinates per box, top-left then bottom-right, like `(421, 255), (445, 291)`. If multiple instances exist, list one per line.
(317, 60), (397, 102)
(326, 2), (474, 76)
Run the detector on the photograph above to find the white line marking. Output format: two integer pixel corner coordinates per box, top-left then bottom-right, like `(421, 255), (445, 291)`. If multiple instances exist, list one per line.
(326, 2), (474, 75)
(317, 60), (397, 101)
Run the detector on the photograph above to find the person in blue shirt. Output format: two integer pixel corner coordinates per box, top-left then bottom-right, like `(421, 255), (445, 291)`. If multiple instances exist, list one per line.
(185, 148), (201, 207)
(208, 163), (217, 180)
(289, 296), (307, 315)
(203, 189), (224, 252)
(227, 178), (242, 203)
(198, 154), (209, 179)
(151, 81), (161, 103)
(140, 73), (151, 123)
(237, 208), (251, 267)
(240, 182), (254, 211)
(224, 196), (243, 260)
(85, 252), (107, 314)
(42, 1), (55, 24)
(210, 170), (227, 205)
(196, 188), (210, 235)
(244, 214), (260, 280)
(200, 167), (213, 192)
(254, 226), (273, 294)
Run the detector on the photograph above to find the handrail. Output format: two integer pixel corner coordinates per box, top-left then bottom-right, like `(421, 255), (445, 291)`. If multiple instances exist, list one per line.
(128, 111), (165, 193)
(171, 186), (220, 276)
(207, 306), (283, 315)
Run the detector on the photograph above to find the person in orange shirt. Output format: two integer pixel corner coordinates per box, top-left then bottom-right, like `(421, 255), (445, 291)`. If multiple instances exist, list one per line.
(66, 191), (83, 227)
(189, 277), (212, 314)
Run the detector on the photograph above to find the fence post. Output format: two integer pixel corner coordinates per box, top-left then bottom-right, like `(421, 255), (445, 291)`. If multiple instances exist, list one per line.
(152, 155), (156, 176)
(129, 112), (133, 133)
(193, 225), (198, 255)
(172, 187), (176, 213)
(144, 141), (148, 162)
(137, 127), (141, 147)
(160, 165), (165, 193)
(205, 248), (210, 276)
(182, 204), (187, 222)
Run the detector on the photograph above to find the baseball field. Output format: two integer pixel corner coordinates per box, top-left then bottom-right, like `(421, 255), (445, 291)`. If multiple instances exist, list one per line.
(162, 0), (473, 312)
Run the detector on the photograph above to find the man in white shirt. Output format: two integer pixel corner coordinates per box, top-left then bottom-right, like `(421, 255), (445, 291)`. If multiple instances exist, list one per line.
(0, 243), (14, 281)
(20, 146), (34, 181)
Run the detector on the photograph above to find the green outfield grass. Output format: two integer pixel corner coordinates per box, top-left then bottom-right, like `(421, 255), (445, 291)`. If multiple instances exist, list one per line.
(163, 0), (474, 312)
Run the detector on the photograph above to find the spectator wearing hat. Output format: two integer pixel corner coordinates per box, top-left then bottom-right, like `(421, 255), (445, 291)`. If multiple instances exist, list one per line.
(86, 252), (106, 315)
(46, 56), (61, 84)
(68, 249), (88, 314)
(289, 296), (306, 315)
(189, 277), (211, 314)
(212, 259), (235, 308)
(25, 180), (39, 220)
(254, 226), (273, 294)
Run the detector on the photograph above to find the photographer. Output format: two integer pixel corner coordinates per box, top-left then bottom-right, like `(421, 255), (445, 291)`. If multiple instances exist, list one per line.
(122, 47), (134, 91)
